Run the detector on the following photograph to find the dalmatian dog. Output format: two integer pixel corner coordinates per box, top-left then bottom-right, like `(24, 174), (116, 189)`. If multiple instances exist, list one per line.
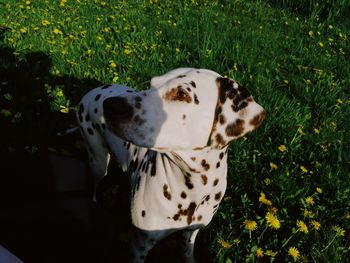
(76, 68), (265, 262)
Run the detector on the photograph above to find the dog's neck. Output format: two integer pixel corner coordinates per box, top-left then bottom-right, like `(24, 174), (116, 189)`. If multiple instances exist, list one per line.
(167, 146), (229, 175)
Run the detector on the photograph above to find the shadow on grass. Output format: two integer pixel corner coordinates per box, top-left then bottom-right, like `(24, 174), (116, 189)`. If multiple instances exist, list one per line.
(0, 29), (213, 262)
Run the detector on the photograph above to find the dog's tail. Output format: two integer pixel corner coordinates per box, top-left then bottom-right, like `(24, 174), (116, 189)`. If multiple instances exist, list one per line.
(57, 126), (80, 136)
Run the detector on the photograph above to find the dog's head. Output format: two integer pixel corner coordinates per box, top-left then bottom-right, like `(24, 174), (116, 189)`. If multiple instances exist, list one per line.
(103, 68), (265, 150)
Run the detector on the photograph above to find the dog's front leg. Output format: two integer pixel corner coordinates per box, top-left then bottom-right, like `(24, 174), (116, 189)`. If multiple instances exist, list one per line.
(130, 227), (161, 263)
(181, 228), (200, 263)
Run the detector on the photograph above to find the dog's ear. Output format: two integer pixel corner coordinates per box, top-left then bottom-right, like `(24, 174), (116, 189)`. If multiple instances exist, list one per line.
(150, 68), (194, 88)
(208, 77), (265, 149)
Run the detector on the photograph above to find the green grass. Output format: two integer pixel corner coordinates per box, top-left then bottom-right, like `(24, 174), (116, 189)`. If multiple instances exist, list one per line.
(1, 0), (349, 262)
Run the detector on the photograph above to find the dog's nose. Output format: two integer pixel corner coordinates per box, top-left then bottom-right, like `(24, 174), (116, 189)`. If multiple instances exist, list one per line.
(103, 97), (134, 123)
(250, 109), (266, 128)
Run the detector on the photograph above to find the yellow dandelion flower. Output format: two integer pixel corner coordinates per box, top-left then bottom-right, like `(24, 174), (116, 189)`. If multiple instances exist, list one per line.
(316, 187), (322, 194)
(311, 220), (321, 230)
(259, 192), (272, 206)
(41, 20), (50, 26)
(26, 0), (31, 5)
(109, 61), (117, 68)
(318, 42), (324, 47)
(124, 48), (132, 55)
(313, 127), (320, 134)
(308, 30), (313, 37)
(60, 106), (69, 114)
(268, 206), (279, 215)
(278, 144), (287, 152)
(305, 196), (315, 205)
(56, 89), (64, 97)
(288, 247), (300, 261)
(329, 25), (334, 29)
(297, 220), (309, 234)
(303, 209), (314, 218)
(20, 27), (28, 34)
(244, 219), (258, 231)
(233, 63), (238, 71)
(283, 79), (289, 84)
(217, 238), (232, 249)
(266, 212), (280, 229)
(112, 72), (119, 82)
(256, 247), (264, 258)
(175, 47), (180, 53)
(300, 166), (308, 173)
(332, 226), (345, 237)
(264, 178), (272, 185)
(53, 28), (63, 35)
(270, 162), (278, 170)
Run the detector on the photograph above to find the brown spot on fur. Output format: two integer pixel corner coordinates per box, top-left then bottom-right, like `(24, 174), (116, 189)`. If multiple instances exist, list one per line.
(163, 184), (172, 200)
(216, 162), (220, 168)
(226, 119), (245, 137)
(213, 178), (219, 186)
(219, 114), (226, 124)
(215, 191), (222, 201)
(219, 152), (224, 159)
(249, 111), (266, 128)
(190, 157), (196, 161)
(201, 160), (210, 171)
(201, 175), (208, 185)
(187, 202), (196, 225)
(215, 134), (226, 146)
(197, 215), (202, 221)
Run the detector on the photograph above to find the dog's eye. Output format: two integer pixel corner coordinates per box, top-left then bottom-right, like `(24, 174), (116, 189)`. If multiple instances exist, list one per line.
(164, 87), (192, 103)
(177, 88), (188, 98)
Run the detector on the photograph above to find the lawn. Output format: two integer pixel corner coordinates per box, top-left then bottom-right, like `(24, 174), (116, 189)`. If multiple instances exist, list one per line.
(0, 0), (349, 262)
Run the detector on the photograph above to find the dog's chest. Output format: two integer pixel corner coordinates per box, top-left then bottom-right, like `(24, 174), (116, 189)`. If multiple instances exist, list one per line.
(126, 146), (229, 231)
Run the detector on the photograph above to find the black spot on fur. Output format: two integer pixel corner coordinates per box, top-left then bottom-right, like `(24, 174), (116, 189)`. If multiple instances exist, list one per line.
(190, 81), (196, 88)
(94, 94), (101, 101)
(194, 94), (199, 104)
(150, 155), (157, 176)
(177, 74), (186, 78)
(185, 175), (194, 189)
(142, 210), (146, 217)
(181, 191), (187, 199)
(101, 85), (111, 89)
(94, 108), (98, 114)
(85, 113), (90, 122)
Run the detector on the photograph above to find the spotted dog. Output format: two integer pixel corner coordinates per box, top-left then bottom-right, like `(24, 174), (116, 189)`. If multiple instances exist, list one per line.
(76, 68), (265, 262)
